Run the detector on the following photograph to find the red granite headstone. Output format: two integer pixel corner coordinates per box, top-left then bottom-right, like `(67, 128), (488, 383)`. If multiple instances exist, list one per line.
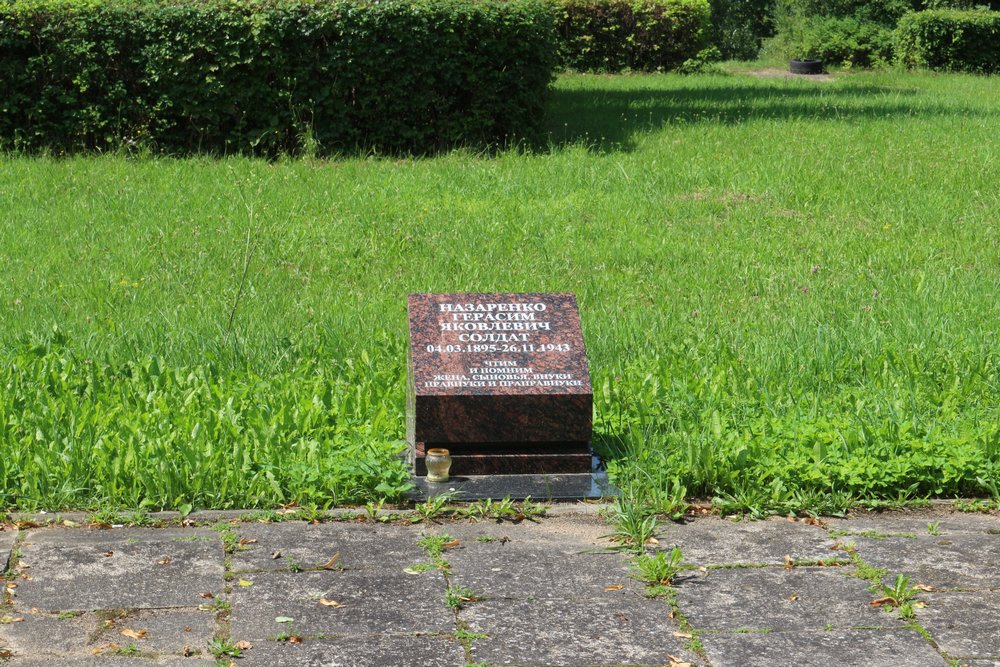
(407, 293), (593, 476)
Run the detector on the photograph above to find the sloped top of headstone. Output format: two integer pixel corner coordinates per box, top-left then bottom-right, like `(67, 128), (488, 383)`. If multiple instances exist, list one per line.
(407, 292), (592, 397)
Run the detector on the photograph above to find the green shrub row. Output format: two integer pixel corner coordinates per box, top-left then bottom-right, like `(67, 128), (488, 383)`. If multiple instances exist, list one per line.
(707, 0), (776, 60)
(896, 9), (1000, 73)
(556, 0), (711, 72)
(0, 0), (558, 155)
(766, 0), (918, 67)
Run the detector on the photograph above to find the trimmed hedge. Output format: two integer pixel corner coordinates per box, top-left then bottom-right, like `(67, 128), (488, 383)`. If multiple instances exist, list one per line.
(556, 0), (711, 71)
(896, 9), (1000, 73)
(0, 0), (558, 155)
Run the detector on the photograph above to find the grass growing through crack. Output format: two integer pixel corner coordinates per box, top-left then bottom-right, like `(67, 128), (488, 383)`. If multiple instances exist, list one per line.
(630, 547), (685, 586)
(0, 70), (998, 512)
(446, 585), (483, 609)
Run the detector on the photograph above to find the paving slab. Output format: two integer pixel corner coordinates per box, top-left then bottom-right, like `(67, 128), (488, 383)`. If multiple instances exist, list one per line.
(93, 608), (218, 656)
(235, 634), (466, 667)
(846, 532), (1000, 590)
(828, 511), (1000, 536)
(22, 527), (218, 547)
(13, 529), (224, 611)
(0, 527), (16, 568)
(1, 608), (216, 659)
(698, 628), (949, 667)
(231, 521), (426, 573)
(917, 592), (1000, 658)
(443, 524), (637, 599)
(4, 660), (211, 666)
(0, 611), (94, 657)
(464, 595), (701, 667)
(656, 517), (838, 566)
(676, 567), (901, 631)
(440, 513), (613, 550)
(228, 569), (452, 642)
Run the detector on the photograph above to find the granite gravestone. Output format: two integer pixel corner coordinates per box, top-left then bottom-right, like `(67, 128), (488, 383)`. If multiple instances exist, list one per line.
(407, 292), (593, 477)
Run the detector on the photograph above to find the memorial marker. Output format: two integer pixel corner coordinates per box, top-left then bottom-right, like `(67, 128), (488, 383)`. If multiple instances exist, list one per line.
(407, 292), (593, 478)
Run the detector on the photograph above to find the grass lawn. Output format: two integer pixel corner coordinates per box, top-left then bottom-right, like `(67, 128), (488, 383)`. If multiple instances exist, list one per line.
(1, 69), (997, 513)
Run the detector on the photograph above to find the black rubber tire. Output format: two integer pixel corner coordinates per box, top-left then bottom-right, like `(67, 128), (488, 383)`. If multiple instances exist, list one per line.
(790, 59), (824, 75)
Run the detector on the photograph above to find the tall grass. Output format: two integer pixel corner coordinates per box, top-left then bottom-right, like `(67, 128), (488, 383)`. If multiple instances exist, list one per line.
(1, 70), (997, 511)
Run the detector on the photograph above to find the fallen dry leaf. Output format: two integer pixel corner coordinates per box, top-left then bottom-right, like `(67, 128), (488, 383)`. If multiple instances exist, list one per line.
(102, 551), (114, 558)
(913, 601), (927, 608)
(288, 636), (303, 644)
(870, 597), (897, 608)
(913, 584), (936, 592)
(319, 598), (346, 608)
(182, 645), (194, 657)
(238, 579), (254, 587)
(672, 632), (692, 639)
(238, 538), (258, 545)
(157, 557), (172, 565)
(441, 539), (461, 550)
(199, 592), (215, 599)
(320, 552), (342, 570)
(271, 550), (282, 560)
(604, 584), (625, 592)
(0, 616), (25, 624)
(235, 640), (253, 650)
(783, 554), (794, 568)
(669, 655), (693, 667)
(92, 644), (118, 655)
(120, 629), (147, 640)
(788, 594), (799, 601)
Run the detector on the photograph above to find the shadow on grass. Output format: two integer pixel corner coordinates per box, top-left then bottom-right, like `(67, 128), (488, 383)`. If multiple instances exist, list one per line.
(540, 79), (991, 152)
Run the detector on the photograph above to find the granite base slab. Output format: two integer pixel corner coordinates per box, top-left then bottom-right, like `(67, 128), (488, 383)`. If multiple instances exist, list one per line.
(409, 471), (617, 501)
(413, 441), (593, 475)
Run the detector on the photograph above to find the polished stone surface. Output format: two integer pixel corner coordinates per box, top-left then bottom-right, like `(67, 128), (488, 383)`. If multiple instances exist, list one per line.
(407, 292), (592, 445)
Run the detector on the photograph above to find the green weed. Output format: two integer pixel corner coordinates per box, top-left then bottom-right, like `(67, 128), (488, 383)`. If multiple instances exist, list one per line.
(446, 585), (483, 609)
(418, 533), (457, 559)
(630, 547), (685, 586)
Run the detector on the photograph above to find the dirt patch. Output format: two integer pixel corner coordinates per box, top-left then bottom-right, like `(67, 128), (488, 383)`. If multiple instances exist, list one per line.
(747, 68), (835, 83)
